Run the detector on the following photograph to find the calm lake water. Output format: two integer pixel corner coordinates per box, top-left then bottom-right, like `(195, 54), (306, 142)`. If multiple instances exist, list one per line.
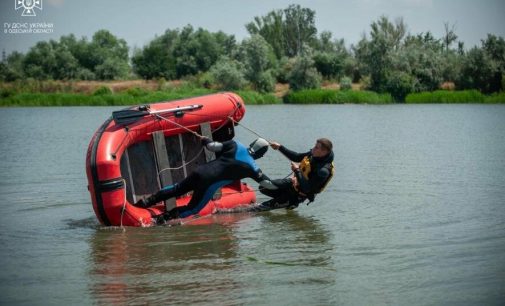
(0, 104), (504, 305)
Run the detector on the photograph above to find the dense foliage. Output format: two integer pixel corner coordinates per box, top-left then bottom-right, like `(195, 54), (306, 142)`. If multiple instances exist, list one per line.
(1, 30), (130, 81)
(1, 5), (504, 102)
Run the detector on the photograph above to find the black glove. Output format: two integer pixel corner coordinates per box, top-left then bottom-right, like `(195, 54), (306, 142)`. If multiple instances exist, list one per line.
(200, 136), (212, 145)
(286, 202), (299, 210)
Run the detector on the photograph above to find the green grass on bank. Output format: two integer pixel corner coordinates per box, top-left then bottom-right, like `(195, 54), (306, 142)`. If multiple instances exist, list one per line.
(0, 86), (214, 107)
(1, 84), (504, 106)
(284, 88), (505, 104)
(283, 89), (393, 104)
(236, 90), (281, 104)
(405, 90), (505, 103)
(0, 87), (281, 107)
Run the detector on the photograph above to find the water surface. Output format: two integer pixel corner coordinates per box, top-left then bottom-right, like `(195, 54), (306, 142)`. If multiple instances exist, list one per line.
(0, 104), (504, 305)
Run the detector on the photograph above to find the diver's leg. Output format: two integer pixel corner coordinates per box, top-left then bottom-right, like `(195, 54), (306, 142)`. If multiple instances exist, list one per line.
(166, 187), (207, 219)
(259, 178), (292, 198)
(134, 172), (198, 208)
(163, 179), (232, 220)
(257, 178), (294, 209)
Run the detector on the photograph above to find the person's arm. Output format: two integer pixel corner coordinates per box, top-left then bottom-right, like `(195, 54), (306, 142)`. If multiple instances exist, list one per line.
(201, 137), (222, 152)
(252, 169), (278, 190)
(270, 141), (308, 162)
(294, 167), (330, 194)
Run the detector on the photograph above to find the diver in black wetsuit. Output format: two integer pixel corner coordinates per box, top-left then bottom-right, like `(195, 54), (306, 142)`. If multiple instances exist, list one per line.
(257, 138), (334, 210)
(134, 137), (277, 222)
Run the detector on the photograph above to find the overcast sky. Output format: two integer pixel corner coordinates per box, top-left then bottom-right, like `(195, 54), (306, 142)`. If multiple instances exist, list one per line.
(1, 0), (504, 55)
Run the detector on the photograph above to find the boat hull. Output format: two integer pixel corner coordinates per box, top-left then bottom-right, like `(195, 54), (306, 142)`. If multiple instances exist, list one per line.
(85, 92), (256, 227)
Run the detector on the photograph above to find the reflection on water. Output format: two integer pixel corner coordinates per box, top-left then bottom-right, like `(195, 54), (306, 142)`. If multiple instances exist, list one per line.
(89, 216), (242, 305)
(88, 211), (335, 305)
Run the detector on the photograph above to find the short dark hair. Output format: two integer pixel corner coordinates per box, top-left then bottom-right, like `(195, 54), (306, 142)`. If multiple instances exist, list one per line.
(317, 138), (333, 152)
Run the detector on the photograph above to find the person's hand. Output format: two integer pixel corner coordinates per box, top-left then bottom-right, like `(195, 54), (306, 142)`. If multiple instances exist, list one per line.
(291, 162), (299, 172)
(290, 176), (298, 187)
(269, 141), (281, 150)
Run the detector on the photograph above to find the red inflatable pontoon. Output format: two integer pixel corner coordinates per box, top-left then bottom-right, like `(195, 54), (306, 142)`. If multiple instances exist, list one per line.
(85, 92), (256, 227)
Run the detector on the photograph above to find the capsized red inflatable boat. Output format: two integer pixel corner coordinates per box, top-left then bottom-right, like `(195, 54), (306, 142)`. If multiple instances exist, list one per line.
(85, 92), (256, 227)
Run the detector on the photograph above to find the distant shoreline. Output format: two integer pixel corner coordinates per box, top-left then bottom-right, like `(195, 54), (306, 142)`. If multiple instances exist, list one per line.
(1, 80), (504, 106)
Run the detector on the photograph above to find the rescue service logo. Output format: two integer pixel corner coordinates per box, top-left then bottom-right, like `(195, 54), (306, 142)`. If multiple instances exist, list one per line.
(15, 0), (43, 17)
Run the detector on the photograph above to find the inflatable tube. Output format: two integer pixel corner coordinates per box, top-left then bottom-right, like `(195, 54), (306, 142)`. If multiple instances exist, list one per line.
(85, 92), (256, 227)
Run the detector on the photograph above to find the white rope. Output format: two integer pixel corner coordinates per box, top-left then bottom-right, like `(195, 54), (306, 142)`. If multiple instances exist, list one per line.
(228, 116), (271, 143)
(154, 113), (203, 138)
(181, 98), (242, 135)
(152, 102), (241, 174)
(120, 178), (127, 230)
(157, 147), (205, 173)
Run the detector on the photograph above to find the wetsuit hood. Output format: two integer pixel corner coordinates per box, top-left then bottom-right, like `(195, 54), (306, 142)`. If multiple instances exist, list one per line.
(248, 138), (269, 160)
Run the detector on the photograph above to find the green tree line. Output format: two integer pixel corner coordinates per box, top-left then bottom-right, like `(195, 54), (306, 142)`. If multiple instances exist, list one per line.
(1, 4), (504, 101)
